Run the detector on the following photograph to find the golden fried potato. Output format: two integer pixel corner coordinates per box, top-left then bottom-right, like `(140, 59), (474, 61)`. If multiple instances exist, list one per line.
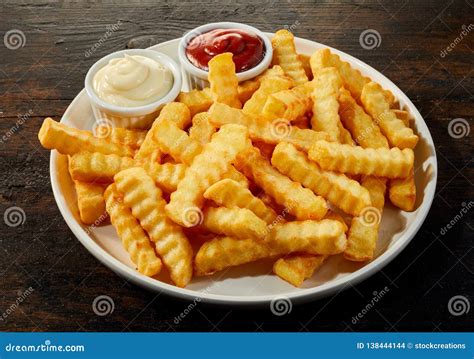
(203, 179), (277, 224)
(153, 118), (202, 165)
(94, 126), (146, 149)
(38, 118), (133, 157)
(177, 87), (214, 116)
(165, 124), (249, 227)
(338, 88), (389, 149)
(201, 206), (268, 240)
(261, 84), (312, 121)
(235, 145), (328, 220)
(344, 176), (386, 262)
(273, 254), (326, 287)
(195, 219), (346, 275)
(309, 140), (414, 178)
(389, 169), (416, 211)
(272, 142), (371, 216)
(104, 184), (162, 276)
(208, 52), (241, 108)
(144, 162), (186, 193)
(114, 167), (193, 287)
(311, 67), (343, 142)
(69, 152), (135, 183)
(361, 82), (418, 149)
(298, 53), (313, 80)
(134, 102), (191, 162)
(271, 29), (308, 85)
(189, 112), (216, 145)
(392, 109), (410, 127)
(208, 102), (329, 152)
(243, 75), (293, 116)
(73, 180), (107, 225)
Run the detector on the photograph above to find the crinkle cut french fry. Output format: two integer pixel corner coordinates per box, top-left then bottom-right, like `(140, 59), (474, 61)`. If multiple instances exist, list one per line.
(153, 118), (202, 165)
(261, 84), (312, 122)
(208, 102), (329, 152)
(73, 180), (107, 225)
(361, 82), (418, 149)
(272, 142), (371, 216)
(298, 54), (313, 81)
(38, 118), (133, 157)
(253, 141), (275, 160)
(389, 168), (416, 211)
(344, 176), (387, 262)
(271, 30), (308, 85)
(201, 206), (268, 240)
(392, 109), (410, 127)
(134, 102), (191, 162)
(189, 112), (216, 145)
(338, 88), (389, 149)
(144, 162), (186, 193)
(203, 179), (277, 224)
(195, 219), (346, 275)
(324, 211), (348, 233)
(235, 145), (327, 220)
(311, 67), (343, 142)
(69, 152), (135, 183)
(165, 124), (249, 227)
(309, 140), (414, 179)
(177, 66), (286, 116)
(243, 75), (293, 116)
(273, 254), (327, 287)
(114, 167), (193, 287)
(94, 126), (146, 149)
(208, 53), (241, 108)
(104, 184), (162, 277)
(177, 87), (214, 117)
(338, 123), (355, 145)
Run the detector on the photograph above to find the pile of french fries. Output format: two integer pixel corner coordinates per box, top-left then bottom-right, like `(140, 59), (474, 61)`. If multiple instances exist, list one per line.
(38, 29), (418, 288)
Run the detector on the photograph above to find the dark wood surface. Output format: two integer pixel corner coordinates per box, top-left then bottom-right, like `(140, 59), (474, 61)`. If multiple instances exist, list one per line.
(1, 0), (472, 332)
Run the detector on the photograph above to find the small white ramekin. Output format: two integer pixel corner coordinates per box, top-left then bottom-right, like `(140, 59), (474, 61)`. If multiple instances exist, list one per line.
(85, 49), (182, 129)
(178, 22), (273, 89)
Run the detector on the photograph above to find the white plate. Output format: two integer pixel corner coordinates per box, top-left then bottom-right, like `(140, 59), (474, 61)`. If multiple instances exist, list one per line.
(50, 34), (437, 305)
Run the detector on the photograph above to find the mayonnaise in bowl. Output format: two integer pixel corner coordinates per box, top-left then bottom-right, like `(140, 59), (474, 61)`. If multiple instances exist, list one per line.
(93, 54), (173, 108)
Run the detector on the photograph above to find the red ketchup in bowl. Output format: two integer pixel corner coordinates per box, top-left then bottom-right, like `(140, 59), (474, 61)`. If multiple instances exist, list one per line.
(185, 28), (265, 73)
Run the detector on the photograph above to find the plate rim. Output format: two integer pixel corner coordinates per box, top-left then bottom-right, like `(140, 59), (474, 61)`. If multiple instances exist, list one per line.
(50, 34), (438, 305)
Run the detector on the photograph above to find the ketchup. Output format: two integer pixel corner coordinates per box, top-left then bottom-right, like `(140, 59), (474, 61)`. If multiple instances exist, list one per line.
(186, 28), (265, 72)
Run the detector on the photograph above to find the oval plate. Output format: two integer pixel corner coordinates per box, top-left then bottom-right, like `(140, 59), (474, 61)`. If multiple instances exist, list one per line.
(50, 34), (437, 305)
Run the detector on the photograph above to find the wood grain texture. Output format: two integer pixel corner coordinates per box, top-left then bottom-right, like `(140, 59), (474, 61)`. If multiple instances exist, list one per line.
(0, 0), (472, 332)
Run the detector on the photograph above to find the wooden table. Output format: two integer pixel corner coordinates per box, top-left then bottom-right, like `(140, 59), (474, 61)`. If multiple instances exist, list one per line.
(1, 0), (472, 332)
